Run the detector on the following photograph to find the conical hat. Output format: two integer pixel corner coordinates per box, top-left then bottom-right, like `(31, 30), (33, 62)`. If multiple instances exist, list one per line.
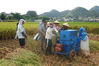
(63, 23), (69, 27)
(54, 20), (60, 24)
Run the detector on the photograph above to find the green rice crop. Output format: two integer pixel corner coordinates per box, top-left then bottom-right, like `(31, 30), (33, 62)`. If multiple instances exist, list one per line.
(0, 22), (99, 40)
(0, 22), (39, 40)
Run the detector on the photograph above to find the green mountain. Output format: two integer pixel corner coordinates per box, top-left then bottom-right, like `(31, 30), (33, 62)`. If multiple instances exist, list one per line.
(60, 10), (71, 17)
(90, 6), (99, 13)
(89, 6), (99, 17)
(66, 7), (90, 18)
(40, 10), (70, 17)
(39, 6), (99, 18)
(40, 9), (61, 17)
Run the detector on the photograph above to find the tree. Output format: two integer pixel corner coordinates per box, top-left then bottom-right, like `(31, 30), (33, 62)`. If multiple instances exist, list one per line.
(0, 13), (6, 21)
(7, 16), (13, 20)
(6, 13), (13, 20)
(26, 11), (37, 18)
(12, 13), (23, 20)
(23, 11), (37, 20)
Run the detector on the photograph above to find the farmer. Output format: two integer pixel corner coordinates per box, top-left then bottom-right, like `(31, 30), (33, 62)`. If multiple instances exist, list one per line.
(45, 23), (56, 55)
(51, 21), (61, 48)
(54, 20), (61, 31)
(61, 23), (69, 30)
(39, 19), (48, 51)
(17, 19), (27, 48)
(33, 19), (46, 40)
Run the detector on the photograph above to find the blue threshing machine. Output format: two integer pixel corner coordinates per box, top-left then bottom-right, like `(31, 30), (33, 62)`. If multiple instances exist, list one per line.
(55, 27), (87, 59)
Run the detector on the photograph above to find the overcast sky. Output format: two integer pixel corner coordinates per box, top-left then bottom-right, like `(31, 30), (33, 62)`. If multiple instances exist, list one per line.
(0, 0), (99, 15)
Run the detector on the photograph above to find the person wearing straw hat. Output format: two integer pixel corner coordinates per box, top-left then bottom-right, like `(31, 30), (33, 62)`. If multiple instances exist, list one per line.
(61, 23), (69, 30)
(47, 22), (50, 27)
(54, 20), (61, 31)
(52, 21), (61, 53)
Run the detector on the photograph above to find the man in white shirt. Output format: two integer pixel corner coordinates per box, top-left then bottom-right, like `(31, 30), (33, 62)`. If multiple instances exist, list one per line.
(45, 23), (56, 55)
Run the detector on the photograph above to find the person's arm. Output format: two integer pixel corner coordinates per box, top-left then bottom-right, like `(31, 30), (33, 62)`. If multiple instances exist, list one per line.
(39, 25), (46, 36)
(38, 23), (41, 31)
(53, 28), (58, 35)
(38, 22), (43, 32)
(22, 32), (26, 37)
(14, 32), (18, 40)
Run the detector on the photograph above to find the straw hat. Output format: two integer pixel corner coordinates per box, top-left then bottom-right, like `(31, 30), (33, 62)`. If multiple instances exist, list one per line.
(54, 20), (60, 24)
(47, 22), (53, 26)
(63, 23), (69, 27)
(47, 22), (50, 26)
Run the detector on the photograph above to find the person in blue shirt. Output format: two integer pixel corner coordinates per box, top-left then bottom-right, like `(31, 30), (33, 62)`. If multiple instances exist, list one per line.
(38, 19), (47, 51)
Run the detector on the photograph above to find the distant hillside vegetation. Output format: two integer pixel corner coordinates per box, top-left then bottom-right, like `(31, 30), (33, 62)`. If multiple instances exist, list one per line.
(40, 6), (99, 18)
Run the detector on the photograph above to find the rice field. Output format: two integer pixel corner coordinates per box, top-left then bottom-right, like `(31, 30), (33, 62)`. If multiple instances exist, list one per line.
(0, 22), (39, 40)
(61, 22), (99, 34)
(0, 22), (99, 40)
(0, 22), (99, 66)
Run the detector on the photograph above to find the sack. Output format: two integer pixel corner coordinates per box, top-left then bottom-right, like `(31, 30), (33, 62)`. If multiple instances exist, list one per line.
(80, 36), (89, 51)
(80, 36), (90, 56)
(33, 33), (40, 40)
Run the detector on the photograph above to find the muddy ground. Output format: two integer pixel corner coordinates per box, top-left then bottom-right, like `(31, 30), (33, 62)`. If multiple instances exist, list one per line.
(0, 35), (99, 66)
